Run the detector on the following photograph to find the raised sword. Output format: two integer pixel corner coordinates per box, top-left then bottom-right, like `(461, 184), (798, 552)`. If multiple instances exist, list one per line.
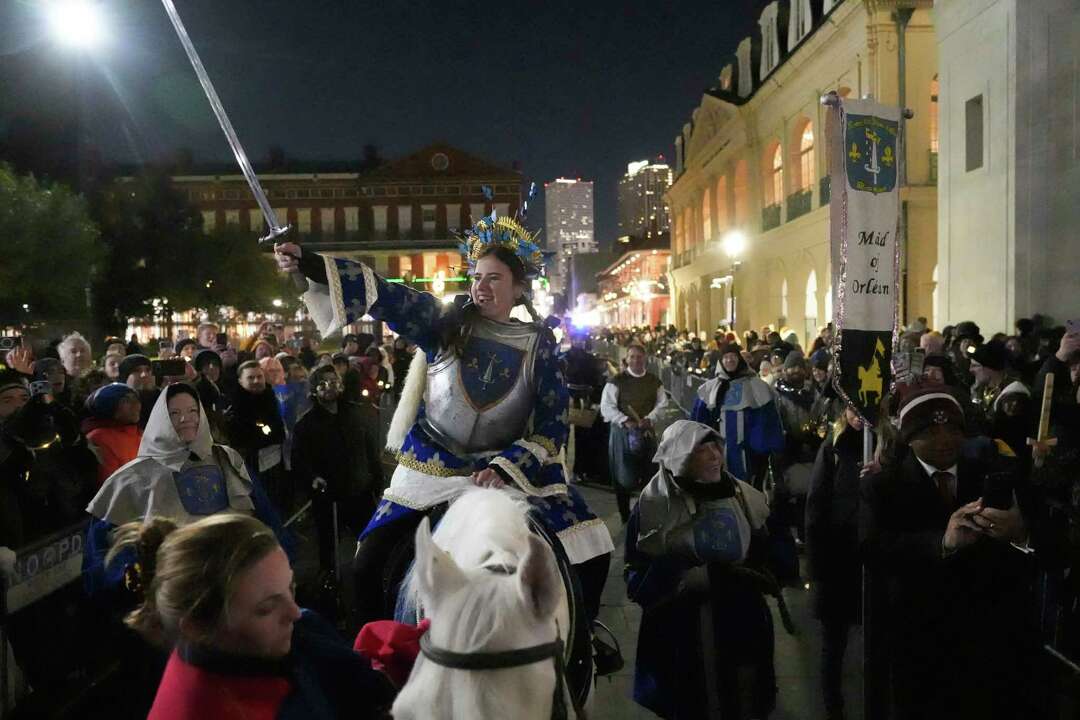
(159, 0), (289, 247)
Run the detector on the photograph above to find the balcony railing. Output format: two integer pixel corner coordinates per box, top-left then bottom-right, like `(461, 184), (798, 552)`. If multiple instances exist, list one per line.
(762, 203), (782, 232)
(820, 176), (831, 206)
(787, 189), (813, 221)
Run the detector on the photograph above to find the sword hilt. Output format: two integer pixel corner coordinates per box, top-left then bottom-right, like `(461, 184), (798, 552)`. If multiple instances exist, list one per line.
(260, 225), (306, 290)
(259, 224), (293, 247)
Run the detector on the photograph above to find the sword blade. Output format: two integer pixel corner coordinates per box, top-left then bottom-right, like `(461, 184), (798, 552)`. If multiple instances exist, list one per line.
(160, 0), (286, 242)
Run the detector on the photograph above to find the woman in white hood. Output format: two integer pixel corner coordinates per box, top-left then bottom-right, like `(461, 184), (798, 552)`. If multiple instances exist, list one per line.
(83, 383), (287, 603)
(625, 419), (777, 719)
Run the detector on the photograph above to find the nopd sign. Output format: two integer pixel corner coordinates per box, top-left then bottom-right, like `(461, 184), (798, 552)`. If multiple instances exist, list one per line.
(2, 523), (86, 615)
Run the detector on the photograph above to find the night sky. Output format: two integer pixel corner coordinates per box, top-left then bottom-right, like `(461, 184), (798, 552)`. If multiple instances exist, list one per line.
(0, 0), (766, 248)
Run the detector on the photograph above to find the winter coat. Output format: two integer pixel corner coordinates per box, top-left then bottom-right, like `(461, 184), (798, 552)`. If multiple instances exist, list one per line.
(148, 611), (394, 720)
(224, 386), (286, 468)
(291, 401), (384, 501)
(805, 425), (870, 624)
(859, 445), (1033, 719)
(82, 417), (143, 487)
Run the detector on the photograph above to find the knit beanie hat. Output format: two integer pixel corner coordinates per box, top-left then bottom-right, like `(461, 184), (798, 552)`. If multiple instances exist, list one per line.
(971, 340), (1007, 372)
(782, 350), (806, 371)
(0, 369), (29, 395)
(193, 348), (222, 373)
(897, 387), (965, 443)
(954, 321), (981, 341)
(118, 354), (151, 383)
(810, 348), (830, 370)
(85, 382), (137, 420)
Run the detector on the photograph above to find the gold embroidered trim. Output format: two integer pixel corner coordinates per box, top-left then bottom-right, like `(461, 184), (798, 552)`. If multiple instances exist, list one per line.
(395, 451), (464, 478)
(323, 255), (348, 335)
(556, 517), (607, 536)
(489, 456), (568, 497)
(524, 435), (558, 460)
(380, 492), (431, 510)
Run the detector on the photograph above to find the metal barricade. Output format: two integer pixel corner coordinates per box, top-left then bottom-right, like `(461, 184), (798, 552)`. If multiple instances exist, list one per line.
(1, 521), (89, 716)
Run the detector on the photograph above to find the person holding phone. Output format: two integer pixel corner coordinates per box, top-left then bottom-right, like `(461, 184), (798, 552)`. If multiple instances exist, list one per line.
(860, 387), (1031, 720)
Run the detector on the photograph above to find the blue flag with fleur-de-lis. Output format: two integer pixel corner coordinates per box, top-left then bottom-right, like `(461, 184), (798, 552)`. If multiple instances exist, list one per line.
(461, 336), (525, 411)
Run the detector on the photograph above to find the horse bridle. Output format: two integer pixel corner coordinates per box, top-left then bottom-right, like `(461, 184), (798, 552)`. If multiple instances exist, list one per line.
(418, 619), (586, 720)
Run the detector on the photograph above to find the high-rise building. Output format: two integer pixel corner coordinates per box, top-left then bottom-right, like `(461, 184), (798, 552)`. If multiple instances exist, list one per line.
(617, 159), (673, 241)
(543, 178), (595, 295)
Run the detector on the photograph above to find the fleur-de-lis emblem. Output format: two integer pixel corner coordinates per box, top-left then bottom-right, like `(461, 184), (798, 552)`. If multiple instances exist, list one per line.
(882, 145), (895, 167)
(848, 142), (862, 163)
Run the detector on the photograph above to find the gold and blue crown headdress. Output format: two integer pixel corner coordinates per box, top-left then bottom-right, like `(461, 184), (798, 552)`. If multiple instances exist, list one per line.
(459, 184), (546, 277)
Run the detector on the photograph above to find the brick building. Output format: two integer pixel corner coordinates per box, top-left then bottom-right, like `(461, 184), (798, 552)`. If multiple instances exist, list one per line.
(165, 143), (522, 296)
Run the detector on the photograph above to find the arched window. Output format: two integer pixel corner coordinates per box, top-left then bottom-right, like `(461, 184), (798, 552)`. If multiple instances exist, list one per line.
(805, 270), (818, 343)
(805, 270), (818, 319)
(825, 284), (833, 323)
(701, 188), (712, 243)
(780, 277), (789, 318)
(929, 75), (939, 153)
(798, 123), (815, 192)
(765, 143), (784, 206)
(733, 160), (750, 226)
(715, 176), (728, 232)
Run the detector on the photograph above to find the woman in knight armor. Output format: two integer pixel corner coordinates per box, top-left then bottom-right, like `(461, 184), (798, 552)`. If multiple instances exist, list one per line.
(273, 214), (614, 629)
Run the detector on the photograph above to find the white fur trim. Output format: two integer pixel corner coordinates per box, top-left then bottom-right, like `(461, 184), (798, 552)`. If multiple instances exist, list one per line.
(387, 350), (428, 451)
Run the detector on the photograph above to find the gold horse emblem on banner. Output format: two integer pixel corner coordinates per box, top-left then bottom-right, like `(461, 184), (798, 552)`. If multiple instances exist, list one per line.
(857, 339), (887, 406)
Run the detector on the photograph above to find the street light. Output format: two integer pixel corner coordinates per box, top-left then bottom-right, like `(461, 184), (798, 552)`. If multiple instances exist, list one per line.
(47, 0), (107, 51)
(721, 230), (747, 259)
(720, 231), (747, 329)
(272, 298), (283, 308)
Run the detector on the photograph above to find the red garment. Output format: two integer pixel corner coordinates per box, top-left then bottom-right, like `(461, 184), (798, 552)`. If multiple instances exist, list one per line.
(148, 650), (292, 720)
(83, 420), (142, 487)
(354, 619), (429, 688)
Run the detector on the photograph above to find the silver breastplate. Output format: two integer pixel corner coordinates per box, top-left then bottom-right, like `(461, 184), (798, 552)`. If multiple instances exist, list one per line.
(420, 318), (540, 455)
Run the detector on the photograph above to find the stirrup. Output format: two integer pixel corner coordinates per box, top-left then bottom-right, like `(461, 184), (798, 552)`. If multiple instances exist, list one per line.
(591, 620), (624, 676)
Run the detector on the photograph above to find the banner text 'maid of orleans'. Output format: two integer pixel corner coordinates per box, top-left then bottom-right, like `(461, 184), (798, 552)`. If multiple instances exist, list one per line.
(828, 98), (902, 425)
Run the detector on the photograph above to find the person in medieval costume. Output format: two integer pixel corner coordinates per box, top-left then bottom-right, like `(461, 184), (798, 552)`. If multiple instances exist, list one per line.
(625, 420), (777, 719)
(83, 383), (289, 607)
(272, 213), (615, 631)
(690, 342), (785, 491)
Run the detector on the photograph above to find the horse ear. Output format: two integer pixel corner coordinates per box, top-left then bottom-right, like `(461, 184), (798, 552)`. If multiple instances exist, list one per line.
(518, 534), (561, 620)
(414, 516), (466, 603)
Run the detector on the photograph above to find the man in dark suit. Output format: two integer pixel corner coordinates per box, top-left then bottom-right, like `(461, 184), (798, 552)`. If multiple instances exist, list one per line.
(860, 387), (1032, 720)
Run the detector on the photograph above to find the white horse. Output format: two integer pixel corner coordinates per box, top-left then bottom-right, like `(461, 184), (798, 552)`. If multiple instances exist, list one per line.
(391, 487), (585, 720)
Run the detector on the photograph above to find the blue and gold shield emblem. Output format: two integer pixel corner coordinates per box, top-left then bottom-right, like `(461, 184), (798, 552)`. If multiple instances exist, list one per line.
(460, 336), (525, 411)
(173, 465), (229, 516)
(845, 113), (898, 194)
(692, 506), (743, 564)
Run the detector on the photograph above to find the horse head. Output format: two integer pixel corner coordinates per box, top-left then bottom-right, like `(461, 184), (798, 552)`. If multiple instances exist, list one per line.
(392, 489), (570, 720)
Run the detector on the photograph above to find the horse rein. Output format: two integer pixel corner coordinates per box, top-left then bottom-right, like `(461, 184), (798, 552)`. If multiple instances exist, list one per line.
(418, 621), (586, 720)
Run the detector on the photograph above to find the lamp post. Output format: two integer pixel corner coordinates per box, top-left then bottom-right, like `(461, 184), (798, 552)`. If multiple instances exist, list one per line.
(721, 231), (746, 330)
